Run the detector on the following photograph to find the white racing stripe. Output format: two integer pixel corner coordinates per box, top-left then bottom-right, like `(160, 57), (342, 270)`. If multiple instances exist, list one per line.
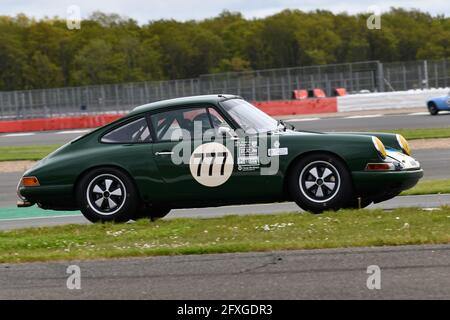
(344, 114), (382, 119)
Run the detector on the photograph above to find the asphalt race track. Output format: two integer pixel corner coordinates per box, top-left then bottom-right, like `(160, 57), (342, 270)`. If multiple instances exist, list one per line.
(1, 146), (449, 216)
(288, 112), (450, 132)
(0, 109), (449, 300)
(1, 193), (450, 231)
(0, 143), (449, 229)
(0, 129), (90, 146)
(0, 244), (448, 299)
(1, 111), (450, 146)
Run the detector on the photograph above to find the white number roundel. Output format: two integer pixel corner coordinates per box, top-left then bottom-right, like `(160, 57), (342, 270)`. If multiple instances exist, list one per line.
(189, 142), (234, 187)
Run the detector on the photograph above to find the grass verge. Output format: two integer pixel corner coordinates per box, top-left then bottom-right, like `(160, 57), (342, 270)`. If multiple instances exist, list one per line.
(1, 207), (449, 263)
(401, 179), (450, 196)
(382, 127), (450, 140)
(0, 144), (61, 161)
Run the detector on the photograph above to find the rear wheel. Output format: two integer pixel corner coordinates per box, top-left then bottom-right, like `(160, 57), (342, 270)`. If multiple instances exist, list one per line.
(76, 167), (138, 223)
(428, 102), (439, 115)
(288, 154), (353, 213)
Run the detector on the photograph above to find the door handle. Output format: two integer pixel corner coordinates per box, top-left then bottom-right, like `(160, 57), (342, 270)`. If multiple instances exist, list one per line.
(155, 151), (174, 156)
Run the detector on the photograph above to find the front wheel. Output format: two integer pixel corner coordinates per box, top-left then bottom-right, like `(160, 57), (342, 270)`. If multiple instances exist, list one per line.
(428, 102), (439, 115)
(76, 167), (138, 223)
(288, 154), (353, 213)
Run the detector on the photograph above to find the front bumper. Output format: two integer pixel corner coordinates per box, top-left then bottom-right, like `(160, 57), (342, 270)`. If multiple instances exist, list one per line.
(352, 168), (424, 195)
(353, 147), (423, 196)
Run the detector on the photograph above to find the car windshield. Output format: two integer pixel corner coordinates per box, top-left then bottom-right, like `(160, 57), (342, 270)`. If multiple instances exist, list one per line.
(220, 99), (279, 133)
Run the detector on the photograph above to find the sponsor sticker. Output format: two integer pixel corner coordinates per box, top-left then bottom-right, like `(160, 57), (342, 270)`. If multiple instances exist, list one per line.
(268, 147), (288, 157)
(237, 138), (260, 171)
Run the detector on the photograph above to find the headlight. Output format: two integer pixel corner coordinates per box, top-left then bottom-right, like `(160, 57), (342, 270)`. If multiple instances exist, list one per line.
(372, 136), (387, 159)
(396, 134), (411, 155)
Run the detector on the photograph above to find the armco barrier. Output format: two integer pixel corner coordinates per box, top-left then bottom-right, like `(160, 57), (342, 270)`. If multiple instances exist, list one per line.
(253, 98), (337, 116)
(0, 99), (337, 133)
(337, 88), (449, 112)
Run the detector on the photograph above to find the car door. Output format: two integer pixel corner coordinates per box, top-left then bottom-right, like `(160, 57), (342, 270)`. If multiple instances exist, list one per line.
(151, 105), (214, 202)
(150, 105), (279, 204)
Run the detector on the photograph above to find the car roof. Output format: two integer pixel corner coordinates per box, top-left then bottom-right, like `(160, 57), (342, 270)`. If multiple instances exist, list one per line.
(129, 94), (240, 116)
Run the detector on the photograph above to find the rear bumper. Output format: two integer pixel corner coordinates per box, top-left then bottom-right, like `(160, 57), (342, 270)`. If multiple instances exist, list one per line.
(17, 200), (34, 208)
(17, 184), (76, 210)
(352, 169), (424, 195)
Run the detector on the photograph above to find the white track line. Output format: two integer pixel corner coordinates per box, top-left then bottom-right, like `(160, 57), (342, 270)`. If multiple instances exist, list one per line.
(344, 114), (383, 119)
(289, 118), (320, 122)
(1, 133), (35, 137)
(0, 214), (82, 222)
(408, 112), (429, 116)
(56, 130), (90, 135)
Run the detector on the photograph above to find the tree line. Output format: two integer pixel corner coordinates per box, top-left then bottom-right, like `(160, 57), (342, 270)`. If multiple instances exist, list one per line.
(0, 8), (448, 91)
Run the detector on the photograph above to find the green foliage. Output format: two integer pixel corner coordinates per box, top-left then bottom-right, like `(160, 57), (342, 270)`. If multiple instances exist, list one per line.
(0, 8), (448, 90)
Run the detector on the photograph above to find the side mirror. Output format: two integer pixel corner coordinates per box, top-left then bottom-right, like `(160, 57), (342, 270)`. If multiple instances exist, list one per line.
(217, 126), (232, 137)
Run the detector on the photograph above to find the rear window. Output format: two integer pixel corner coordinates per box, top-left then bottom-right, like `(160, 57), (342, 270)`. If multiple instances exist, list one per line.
(101, 117), (151, 143)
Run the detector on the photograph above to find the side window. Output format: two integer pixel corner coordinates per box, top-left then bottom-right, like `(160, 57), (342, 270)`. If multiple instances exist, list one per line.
(208, 108), (231, 129)
(151, 107), (213, 141)
(101, 117), (151, 143)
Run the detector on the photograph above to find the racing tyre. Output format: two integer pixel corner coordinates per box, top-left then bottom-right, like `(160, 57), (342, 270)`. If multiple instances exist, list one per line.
(133, 206), (171, 221)
(428, 102), (439, 115)
(77, 167), (138, 223)
(288, 153), (353, 214)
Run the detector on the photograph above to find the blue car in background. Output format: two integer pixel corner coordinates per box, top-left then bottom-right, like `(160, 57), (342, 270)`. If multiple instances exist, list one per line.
(427, 91), (450, 115)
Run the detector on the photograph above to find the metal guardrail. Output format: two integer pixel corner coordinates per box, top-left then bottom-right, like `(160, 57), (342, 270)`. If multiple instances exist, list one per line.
(0, 59), (448, 120)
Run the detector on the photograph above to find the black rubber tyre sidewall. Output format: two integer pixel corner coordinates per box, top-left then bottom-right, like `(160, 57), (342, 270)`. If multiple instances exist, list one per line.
(288, 153), (353, 214)
(428, 103), (439, 115)
(133, 206), (171, 221)
(77, 167), (138, 223)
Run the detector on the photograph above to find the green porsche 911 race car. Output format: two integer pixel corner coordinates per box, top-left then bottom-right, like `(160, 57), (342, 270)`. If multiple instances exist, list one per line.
(17, 94), (423, 222)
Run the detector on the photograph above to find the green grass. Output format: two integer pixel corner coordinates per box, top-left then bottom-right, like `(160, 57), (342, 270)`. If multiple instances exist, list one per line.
(0, 144), (61, 161)
(381, 127), (450, 140)
(401, 179), (450, 196)
(1, 207), (449, 263)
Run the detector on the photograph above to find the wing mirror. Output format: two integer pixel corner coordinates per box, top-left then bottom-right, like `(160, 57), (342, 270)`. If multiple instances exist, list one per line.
(218, 126), (232, 137)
